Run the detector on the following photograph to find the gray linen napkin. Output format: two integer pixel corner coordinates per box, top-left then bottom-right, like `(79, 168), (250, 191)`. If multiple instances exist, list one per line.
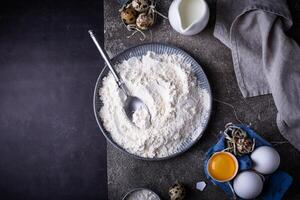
(214, 0), (300, 151)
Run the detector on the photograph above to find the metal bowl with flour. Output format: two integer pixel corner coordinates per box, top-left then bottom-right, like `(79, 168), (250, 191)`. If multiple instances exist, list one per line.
(93, 43), (212, 160)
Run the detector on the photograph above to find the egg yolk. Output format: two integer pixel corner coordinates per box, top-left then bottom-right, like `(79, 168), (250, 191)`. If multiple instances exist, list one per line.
(208, 152), (237, 181)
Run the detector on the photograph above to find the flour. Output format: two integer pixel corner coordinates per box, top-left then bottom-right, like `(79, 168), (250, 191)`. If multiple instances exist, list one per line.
(126, 189), (159, 200)
(99, 51), (210, 158)
(132, 104), (151, 129)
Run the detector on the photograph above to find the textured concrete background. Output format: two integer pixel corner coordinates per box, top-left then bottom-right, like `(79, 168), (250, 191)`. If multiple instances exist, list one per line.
(104, 0), (300, 199)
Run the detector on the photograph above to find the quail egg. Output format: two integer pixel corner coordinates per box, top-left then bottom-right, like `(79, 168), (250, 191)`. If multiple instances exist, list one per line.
(132, 0), (151, 12)
(169, 182), (185, 200)
(136, 13), (154, 30)
(121, 7), (138, 25)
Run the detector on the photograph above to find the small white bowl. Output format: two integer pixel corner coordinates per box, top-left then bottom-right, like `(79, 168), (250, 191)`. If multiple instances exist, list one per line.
(122, 188), (161, 200)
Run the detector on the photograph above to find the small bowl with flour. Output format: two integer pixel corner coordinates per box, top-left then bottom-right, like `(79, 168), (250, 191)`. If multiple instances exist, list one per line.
(122, 188), (160, 200)
(94, 43), (212, 160)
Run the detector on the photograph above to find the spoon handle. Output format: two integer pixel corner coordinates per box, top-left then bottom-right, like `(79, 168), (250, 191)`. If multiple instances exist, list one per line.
(88, 30), (124, 88)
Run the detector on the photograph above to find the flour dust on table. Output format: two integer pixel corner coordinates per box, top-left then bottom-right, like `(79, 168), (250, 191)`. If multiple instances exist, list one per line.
(99, 51), (210, 158)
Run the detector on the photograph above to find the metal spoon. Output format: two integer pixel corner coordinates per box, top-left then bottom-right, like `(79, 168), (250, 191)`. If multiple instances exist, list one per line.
(88, 30), (151, 124)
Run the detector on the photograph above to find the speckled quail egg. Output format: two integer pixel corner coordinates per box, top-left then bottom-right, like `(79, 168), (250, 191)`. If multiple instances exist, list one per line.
(132, 0), (151, 12)
(136, 13), (154, 30)
(120, 7), (138, 25)
(251, 146), (280, 174)
(169, 182), (186, 200)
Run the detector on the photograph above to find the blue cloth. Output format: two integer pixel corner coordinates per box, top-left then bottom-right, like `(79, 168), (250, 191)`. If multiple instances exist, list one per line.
(204, 124), (293, 200)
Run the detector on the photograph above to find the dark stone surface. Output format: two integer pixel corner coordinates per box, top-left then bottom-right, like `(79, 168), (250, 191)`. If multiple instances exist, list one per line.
(0, 1), (107, 199)
(104, 0), (300, 199)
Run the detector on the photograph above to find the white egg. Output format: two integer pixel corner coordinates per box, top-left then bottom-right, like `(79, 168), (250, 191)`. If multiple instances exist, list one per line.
(233, 171), (263, 199)
(251, 146), (280, 174)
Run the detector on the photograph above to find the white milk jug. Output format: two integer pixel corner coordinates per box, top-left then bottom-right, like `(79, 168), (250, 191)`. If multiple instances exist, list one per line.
(168, 0), (210, 36)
